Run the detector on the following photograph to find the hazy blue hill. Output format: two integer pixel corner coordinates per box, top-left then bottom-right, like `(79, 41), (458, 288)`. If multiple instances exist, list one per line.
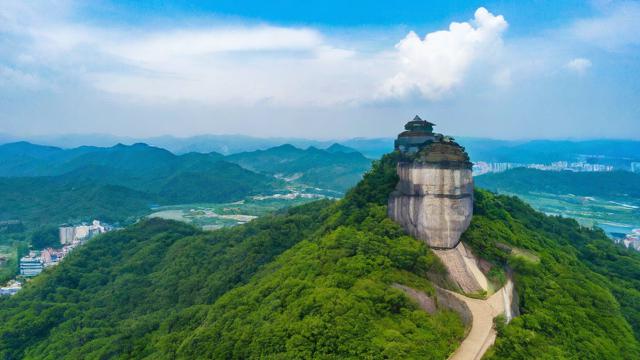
(0, 141), (62, 158)
(2, 133), (396, 158)
(0, 142), (268, 192)
(57, 143), (178, 174)
(476, 168), (640, 198)
(226, 144), (372, 192)
(176, 151), (225, 165)
(0, 142), (224, 178)
(458, 138), (640, 164)
(325, 142), (359, 154)
(0, 142), (97, 177)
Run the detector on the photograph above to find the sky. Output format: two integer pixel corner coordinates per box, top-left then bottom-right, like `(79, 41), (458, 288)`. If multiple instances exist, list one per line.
(1, 0), (639, 140)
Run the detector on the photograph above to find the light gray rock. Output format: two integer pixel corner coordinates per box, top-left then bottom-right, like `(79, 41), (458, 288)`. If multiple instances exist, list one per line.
(432, 243), (488, 293)
(388, 163), (473, 249)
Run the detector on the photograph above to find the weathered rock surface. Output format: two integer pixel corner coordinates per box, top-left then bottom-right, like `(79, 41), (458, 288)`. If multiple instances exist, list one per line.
(388, 163), (473, 249)
(432, 242), (488, 293)
(388, 117), (519, 360)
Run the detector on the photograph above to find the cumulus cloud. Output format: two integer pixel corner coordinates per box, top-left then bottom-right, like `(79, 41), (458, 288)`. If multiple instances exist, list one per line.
(0, 2), (510, 107)
(380, 7), (508, 100)
(566, 58), (592, 74)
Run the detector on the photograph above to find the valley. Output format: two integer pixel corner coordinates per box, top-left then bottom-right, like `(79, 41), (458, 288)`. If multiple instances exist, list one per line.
(496, 191), (639, 234)
(148, 186), (333, 229)
(476, 168), (640, 249)
(0, 141), (365, 285)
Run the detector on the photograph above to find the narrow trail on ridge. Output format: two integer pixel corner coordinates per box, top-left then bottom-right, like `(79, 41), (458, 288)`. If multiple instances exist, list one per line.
(399, 279), (514, 360)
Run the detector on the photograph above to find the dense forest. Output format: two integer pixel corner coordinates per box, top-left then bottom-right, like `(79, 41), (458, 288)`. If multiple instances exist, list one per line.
(0, 142), (276, 226)
(226, 143), (372, 192)
(1, 154), (639, 358)
(463, 192), (640, 358)
(0, 141), (373, 227)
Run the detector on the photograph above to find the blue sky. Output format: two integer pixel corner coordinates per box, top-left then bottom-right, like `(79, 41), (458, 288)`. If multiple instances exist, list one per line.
(1, 0), (639, 139)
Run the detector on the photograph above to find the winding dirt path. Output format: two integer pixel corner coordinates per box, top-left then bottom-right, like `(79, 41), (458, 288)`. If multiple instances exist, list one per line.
(398, 279), (514, 360)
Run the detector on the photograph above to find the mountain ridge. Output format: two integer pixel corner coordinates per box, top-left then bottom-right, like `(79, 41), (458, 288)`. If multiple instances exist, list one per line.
(1, 153), (639, 358)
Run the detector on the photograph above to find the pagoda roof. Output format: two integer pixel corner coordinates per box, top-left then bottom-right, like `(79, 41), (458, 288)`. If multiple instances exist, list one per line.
(409, 115), (436, 126)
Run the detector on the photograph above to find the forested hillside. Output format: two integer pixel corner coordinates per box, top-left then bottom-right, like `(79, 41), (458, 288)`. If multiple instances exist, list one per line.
(1, 154), (639, 359)
(226, 144), (372, 192)
(0, 201), (333, 359)
(0, 141), (374, 226)
(0, 177), (152, 225)
(476, 168), (640, 198)
(463, 192), (640, 358)
(0, 143), (275, 226)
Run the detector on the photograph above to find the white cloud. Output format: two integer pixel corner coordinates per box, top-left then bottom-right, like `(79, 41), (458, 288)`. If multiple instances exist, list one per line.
(566, 57), (592, 74)
(86, 27), (378, 107)
(379, 7), (508, 100)
(106, 26), (324, 63)
(0, 2), (511, 107)
(572, 1), (640, 50)
(1, 2), (639, 140)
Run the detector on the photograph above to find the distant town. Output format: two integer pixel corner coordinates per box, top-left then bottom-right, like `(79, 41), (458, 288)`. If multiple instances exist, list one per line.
(615, 229), (640, 252)
(473, 160), (617, 176)
(1, 220), (113, 296)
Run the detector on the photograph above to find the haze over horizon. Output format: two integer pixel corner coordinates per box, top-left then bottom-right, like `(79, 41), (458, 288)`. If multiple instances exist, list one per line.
(2, 0), (640, 140)
(4, 130), (640, 145)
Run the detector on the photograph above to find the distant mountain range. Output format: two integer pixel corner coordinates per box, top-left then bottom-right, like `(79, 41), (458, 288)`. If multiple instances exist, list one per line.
(0, 142), (274, 225)
(0, 141), (371, 225)
(3, 133), (639, 167)
(226, 144), (371, 192)
(0, 133), (393, 158)
(460, 138), (640, 166)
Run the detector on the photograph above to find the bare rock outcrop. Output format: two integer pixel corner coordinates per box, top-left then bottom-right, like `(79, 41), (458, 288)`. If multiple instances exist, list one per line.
(388, 118), (474, 250)
(388, 116), (485, 293)
(388, 116), (520, 360)
(388, 163), (473, 249)
(432, 243), (488, 294)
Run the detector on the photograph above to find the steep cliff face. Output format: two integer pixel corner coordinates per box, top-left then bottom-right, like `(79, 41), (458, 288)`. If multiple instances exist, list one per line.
(388, 163), (473, 249)
(388, 117), (487, 293)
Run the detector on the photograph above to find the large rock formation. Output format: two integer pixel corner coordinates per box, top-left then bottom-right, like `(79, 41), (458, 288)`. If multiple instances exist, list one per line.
(388, 118), (474, 250)
(388, 116), (487, 293)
